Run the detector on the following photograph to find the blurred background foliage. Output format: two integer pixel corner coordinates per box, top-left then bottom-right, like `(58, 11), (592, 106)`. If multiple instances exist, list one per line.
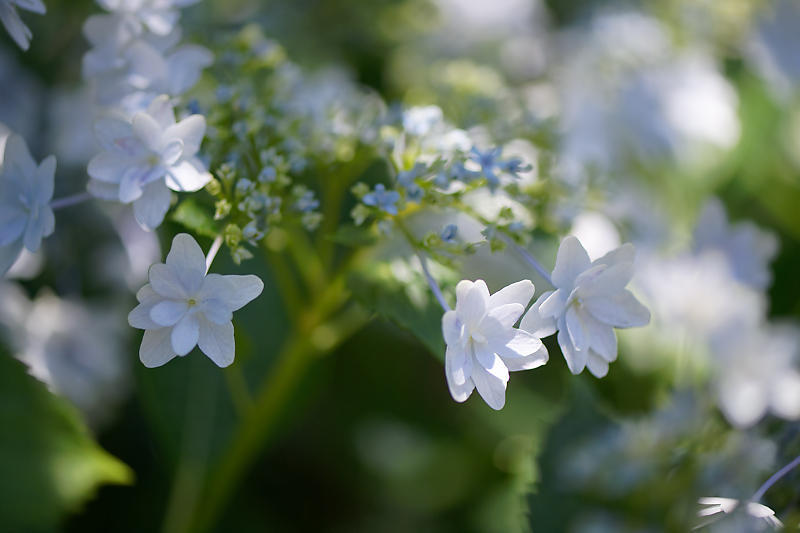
(1, 0), (800, 531)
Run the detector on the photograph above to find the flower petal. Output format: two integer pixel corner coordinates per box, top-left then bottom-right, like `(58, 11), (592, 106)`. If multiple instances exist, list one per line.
(497, 329), (543, 357)
(164, 114), (206, 156)
(171, 313), (199, 356)
(520, 292), (557, 337)
(148, 263), (186, 299)
(197, 317), (235, 367)
(487, 279), (535, 309)
(471, 363), (508, 410)
(538, 289), (567, 318)
(565, 305), (589, 352)
(128, 301), (160, 330)
(166, 45), (213, 95)
(552, 235), (591, 289)
(133, 180), (171, 231)
(583, 290), (651, 328)
(0, 238), (24, 276)
(217, 274), (264, 311)
(139, 327), (178, 368)
(34, 155), (55, 204)
(166, 232), (207, 288)
(165, 157), (211, 192)
(442, 310), (462, 346)
(150, 299), (188, 327)
(200, 298), (233, 324)
(457, 279), (488, 327)
(22, 211), (43, 252)
(445, 344), (474, 402)
(145, 95), (176, 129)
(586, 351), (609, 378)
(502, 344), (548, 372)
(558, 325), (586, 375)
(0, 206), (27, 246)
(484, 303), (524, 329)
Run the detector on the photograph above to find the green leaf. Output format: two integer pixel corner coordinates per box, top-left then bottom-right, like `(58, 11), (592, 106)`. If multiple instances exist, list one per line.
(172, 199), (219, 238)
(347, 258), (451, 358)
(0, 356), (133, 532)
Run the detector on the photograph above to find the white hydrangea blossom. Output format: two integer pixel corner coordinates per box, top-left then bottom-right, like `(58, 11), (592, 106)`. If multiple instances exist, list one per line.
(442, 279), (548, 410)
(693, 197), (779, 290)
(87, 95), (211, 230)
(523, 236), (650, 378)
(696, 497), (783, 530)
(0, 0), (45, 50)
(96, 0), (200, 35)
(0, 134), (55, 275)
(711, 324), (800, 428)
(128, 233), (264, 368)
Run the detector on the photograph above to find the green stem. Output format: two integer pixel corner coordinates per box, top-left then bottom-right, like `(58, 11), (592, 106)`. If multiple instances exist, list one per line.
(162, 360), (219, 533)
(186, 251), (369, 533)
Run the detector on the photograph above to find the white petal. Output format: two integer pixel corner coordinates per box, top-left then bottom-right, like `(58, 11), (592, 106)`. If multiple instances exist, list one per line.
(484, 303), (524, 329)
(770, 372), (800, 420)
(200, 299), (233, 325)
(139, 327), (178, 368)
(39, 207), (54, 238)
(496, 329), (543, 358)
(87, 178), (120, 200)
(93, 117), (138, 155)
(14, 0), (46, 15)
(520, 292), (557, 338)
(166, 45), (213, 95)
(197, 317), (235, 368)
(457, 279), (488, 327)
(148, 263), (187, 299)
(718, 376), (766, 428)
(22, 212), (43, 251)
(141, 9), (178, 35)
(558, 326), (586, 375)
(171, 313), (199, 356)
(0, 238), (24, 276)
(34, 155), (55, 203)
(136, 283), (159, 304)
(583, 314), (617, 361)
(552, 235), (591, 289)
(166, 233), (207, 292)
(583, 290), (651, 328)
(455, 279), (473, 304)
(487, 279), (534, 309)
(2, 135), (36, 177)
(538, 289), (567, 318)
(0, 206), (27, 245)
(145, 95), (176, 129)
(445, 343), (471, 387)
(133, 180), (171, 231)
(201, 274), (264, 311)
(471, 363), (508, 410)
(164, 114), (206, 156)
(0, 4), (32, 50)
(565, 305), (588, 352)
(88, 152), (128, 183)
(132, 112), (166, 153)
(502, 345), (548, 372)
(165, 158), (211, 192)
(586, 351), (609, 378)
(128, 301), (160, 330)
(150, 299), (188, 327)
(592, 242), (635, 268)
(442, 310), (462, 346)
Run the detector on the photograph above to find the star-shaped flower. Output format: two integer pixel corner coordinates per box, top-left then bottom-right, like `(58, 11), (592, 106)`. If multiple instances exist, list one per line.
(442, 279), (547, 410)
(522, 236), (650, 378)
(0, 134), (55, 275)
(128, 233), (263, 368)
(696, 497), (782, 530)
(0, 0), (45, 50)
(87, 95), (211, 230)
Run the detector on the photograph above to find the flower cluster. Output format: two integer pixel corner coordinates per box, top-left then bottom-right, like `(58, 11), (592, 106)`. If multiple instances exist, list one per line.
(82, 0), (212, 231)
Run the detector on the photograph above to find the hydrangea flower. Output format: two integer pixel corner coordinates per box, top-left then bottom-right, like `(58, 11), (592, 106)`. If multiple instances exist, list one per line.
(442, 279), (547, 410)
(0, 134), (55, 275)
(87, 95), (211, 230)
(697, 497), (783, 530)
(128, 233), (263, 368)
(0, 0), (45, 50)
(468, 146), (531, 191)
(82, 15), (212, 110)
(362, 184), (400, 215)
(693, 197), (779, 290)
(97, 0), (200, 35)
(522, 236), (650, 378)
